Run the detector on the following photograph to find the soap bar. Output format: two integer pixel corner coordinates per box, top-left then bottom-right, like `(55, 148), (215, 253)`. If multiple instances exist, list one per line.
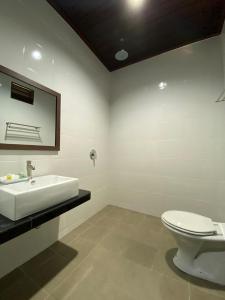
(0, 174), (28, 185)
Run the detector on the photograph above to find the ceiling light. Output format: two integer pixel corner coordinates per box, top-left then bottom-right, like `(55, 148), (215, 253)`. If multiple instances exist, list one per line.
(115, 49), (128, 61)
(31, 50), (42, 60)
(158, 82), (167, 90)
(127, 0), (145, 10)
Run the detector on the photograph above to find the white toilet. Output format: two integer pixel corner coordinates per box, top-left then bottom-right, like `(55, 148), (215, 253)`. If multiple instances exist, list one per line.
(161, 210), (225, 285)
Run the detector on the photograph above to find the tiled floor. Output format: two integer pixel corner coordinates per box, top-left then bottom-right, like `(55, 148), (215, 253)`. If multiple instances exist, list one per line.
(1, 205), (225, 300)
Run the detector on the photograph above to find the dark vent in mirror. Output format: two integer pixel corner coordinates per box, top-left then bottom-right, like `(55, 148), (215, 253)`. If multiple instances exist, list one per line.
(11, 82), (34, 105)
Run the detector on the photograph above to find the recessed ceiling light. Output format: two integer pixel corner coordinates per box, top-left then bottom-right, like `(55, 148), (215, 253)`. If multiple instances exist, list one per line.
(127, 0), (145, 10)
(115, 49), (129, 61)
(31, 50), (42, 60)
(158, 82), (167, 90)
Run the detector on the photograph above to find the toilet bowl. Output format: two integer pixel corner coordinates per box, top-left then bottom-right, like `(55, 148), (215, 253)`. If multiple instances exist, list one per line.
(161, 210), (225, 285)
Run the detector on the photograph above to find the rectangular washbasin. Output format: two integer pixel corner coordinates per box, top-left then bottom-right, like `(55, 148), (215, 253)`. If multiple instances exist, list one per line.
(0, 175), (79, 221)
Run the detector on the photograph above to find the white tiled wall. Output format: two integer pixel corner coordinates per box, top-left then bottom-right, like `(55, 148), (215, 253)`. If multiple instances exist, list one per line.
(109, 36), (225, 222)
(0, 0), (110, 278)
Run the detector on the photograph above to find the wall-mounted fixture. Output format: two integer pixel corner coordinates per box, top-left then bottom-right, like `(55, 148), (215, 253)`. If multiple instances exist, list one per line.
(0, 65), (61, 151)
(215, 88), (225, 103)
(90, 149), (97, 166)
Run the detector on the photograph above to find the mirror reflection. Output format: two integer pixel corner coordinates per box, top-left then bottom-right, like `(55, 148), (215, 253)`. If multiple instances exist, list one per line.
(0, 66), (60, 150)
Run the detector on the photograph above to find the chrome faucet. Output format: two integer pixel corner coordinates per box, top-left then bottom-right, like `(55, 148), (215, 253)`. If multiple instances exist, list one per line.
(26, 160), (35, 179)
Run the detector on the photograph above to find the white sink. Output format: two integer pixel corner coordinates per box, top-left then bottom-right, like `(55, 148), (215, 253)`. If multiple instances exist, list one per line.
(0, 175), (79, 221)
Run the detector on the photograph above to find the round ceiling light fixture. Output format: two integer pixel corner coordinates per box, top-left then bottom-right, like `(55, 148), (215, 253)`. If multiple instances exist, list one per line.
(127, 0), (145, 10)
(115, 49), (129, 61)
(31, 50), (42, 60)
(158, 81), (168, 90)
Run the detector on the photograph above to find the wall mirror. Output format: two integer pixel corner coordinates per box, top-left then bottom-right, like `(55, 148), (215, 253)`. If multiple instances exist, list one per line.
(0, 65), (60, 151)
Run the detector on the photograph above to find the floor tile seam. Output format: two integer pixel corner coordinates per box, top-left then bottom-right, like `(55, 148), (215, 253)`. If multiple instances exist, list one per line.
(60, 222), (93, 245)
(149, 266), (191, 288)
(20, 247), (57, 273)
(18, 266), (51, 299)
(49, 225), (116, 296)
(77, 224), (116, 245)
(192, 285), (225, 300)
(151, 265), (191, 286)
(117, 231), (160, 252)
(152, 262), (225, 299)
(45, 243), (80, 263)
(188, 282), (191, 300)
(54, 260), (97, 300)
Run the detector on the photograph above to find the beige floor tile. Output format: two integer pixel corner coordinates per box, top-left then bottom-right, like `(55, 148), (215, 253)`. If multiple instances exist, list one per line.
(60, 221), (92, 244)
(51, 238), (95, 270)
(99, 232), (136, 254)
(152, 248), (188, 282)
(190, 285), (225, 300)
(51, 246), (137, 300)
(50, 252), (102, 300)
(86, 210), (108, 224)
(190, 280), (225, 299)
(2, 206), (225, 300)
(78, 224), (110, 243)
(21, 248), (57, 275)
(129, 222), (163, 247)
(86, 205), (128, 225)
(143, 214), (163, 231)
(94, 215), (121, 228)
(0, 268), (49, 300)
(50, 241), (78, 260)
(21, 251), (76, 294)
(108, 254), (188, 300)
(103, 205), (130, 220)
(119, 209), (146, 226)
(122, 240), (157, 268)
(82, 246), (188, 300)
(99, 282), (136, 300)
(149, 271), (189, 300)
(158, 228), (177, 250)
(65, 269), (135, 300)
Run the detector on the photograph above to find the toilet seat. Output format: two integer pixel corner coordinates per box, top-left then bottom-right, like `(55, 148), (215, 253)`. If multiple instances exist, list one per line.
(161, 210), (217, 236)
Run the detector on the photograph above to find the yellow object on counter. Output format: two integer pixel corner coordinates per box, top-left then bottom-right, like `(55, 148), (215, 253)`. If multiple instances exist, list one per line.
(6, 175), (12, 180)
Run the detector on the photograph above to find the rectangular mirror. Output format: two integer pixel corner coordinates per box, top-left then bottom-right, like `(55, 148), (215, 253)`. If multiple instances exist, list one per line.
(0, 65), (60, 151)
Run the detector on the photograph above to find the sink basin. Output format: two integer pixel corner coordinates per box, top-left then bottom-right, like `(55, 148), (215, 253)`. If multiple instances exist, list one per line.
(0, 175), (79, 220)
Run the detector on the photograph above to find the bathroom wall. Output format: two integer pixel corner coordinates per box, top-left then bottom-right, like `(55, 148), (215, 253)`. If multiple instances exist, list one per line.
(0, 0), (110, 278)
(109, 36), (225, 221)
(221, 24), (225, 85)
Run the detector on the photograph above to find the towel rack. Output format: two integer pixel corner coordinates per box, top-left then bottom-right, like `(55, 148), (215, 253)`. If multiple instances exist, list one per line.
(5, 122), (42, 142)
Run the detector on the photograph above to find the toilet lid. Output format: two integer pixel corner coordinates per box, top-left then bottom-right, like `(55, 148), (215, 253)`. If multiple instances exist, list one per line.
(161, 211), (216, 235)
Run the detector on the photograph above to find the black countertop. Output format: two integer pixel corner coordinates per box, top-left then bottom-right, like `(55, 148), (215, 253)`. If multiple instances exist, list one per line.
(0, 189), (91, 245)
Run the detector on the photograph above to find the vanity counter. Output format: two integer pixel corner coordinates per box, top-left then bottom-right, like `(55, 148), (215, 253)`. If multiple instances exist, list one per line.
(0, 189), (91, 244)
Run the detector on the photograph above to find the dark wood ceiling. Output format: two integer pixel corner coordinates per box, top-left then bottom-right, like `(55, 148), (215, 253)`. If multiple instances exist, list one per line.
(47, 0), (225, 72)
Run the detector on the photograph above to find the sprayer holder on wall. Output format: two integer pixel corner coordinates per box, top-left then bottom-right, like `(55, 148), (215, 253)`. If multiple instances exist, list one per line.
(216, 88), (225, 103)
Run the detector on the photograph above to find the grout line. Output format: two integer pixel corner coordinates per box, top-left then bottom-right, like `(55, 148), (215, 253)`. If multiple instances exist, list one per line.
(188, 282), (191, 300)
(49, 219), (118, 298)
(19, 267), (51, 299)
